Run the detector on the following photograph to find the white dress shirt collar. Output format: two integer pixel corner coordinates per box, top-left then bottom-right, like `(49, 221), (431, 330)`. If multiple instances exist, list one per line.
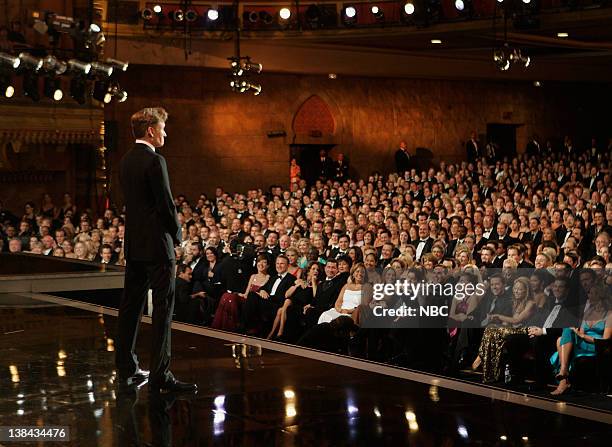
(135, 139), (156, 153)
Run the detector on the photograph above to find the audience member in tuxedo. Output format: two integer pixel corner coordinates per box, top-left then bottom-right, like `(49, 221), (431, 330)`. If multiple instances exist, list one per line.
(454, 274), (512, 368)
(465, 131), (480, 164)
(472, 277), (536, 383)
(334, 153), (349, 182)
(241, 254), (296, 336)
(490, 241), (507, 268)
(394, 140), (411, 175)
(316, 149), (333, 181)
(526, 134), (542, 157)
(95, 244), (117, 264)
(475, 274), (513, 327)
(377, 242), (395, 269)
(268, 261), (320, 340)
(174, 264), (198, 323)
(288, 259), (348, 337)
(329, 233), (350, 259)
(485, 140), (498, 164)
(317, 262), (365, 325)
(40, 235), (55, 256)
(507, 244), (533, 270)
(264, 231), (281, 260)
(414, 224), (434, 262)
(515, 277), (581, 388)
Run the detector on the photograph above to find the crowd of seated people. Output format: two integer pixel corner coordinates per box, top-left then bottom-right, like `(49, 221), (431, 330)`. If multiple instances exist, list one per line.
(1, 136), (611, 395)
(0, 194), (127, 265)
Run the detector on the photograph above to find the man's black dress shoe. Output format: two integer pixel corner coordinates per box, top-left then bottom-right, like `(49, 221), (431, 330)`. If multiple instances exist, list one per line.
(149, 379), (198, 394)
(118, 369), (150, 387)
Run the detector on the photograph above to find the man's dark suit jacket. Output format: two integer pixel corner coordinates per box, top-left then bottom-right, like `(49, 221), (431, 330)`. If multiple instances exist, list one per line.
(394, 149), (410, 174)
(414, 237), (434, 261)
(120, 144), (181, 262)
(465, 140), (479, 162)
(472, 289), (513, 327)
(260, 272), (297, 304)
(310, 272), (350, 312)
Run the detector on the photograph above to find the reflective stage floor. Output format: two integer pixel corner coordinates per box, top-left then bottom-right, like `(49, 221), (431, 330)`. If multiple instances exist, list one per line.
(1, 293), (611, 447)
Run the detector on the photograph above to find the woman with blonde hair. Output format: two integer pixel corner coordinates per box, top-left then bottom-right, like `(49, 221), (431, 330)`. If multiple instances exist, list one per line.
(455, 245), (473, 269)
(74, 241), (90, 261)
(285, 247), (302, 279)
(318, 263), (365, 325)
(296, 238), (311, 269)
(473, 276), (536, 383)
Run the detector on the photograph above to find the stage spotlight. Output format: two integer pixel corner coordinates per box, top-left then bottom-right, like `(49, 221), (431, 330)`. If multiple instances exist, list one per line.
(230, 60), (244, 76)
(105, 58), (129, 72)
(455, 0), (473, 16)
(70, 76), (87, 104)
(153, 5), (162, 14)
(249, 83), (262, 96)
(0, 53), (21, 68)
(511, 49), (531, 67)
(170, 9), (184, 22)
(109, 84), (128, 103)
(42, 55), (67, 75)
(238, 81), (261, 96)
(142, 8), (153, 20)
(244, 11), (259, 23)
(244, 60), (263, 74)
(19, 53), (43, 71)
(0, 75), (15, 98)
(90, 61), (114, 77)
(23, 72), (40, 102)
(0, 52), (21, 69)
(345, 6), (357, 18)
(44, 77), (63, 101)
(85, 23), (105, 47)
(207, 9), (219, 21)
(493, 48), (510, 71)
(68, 59), (92, 75)
(522, 0), (531, 3)
(371, 5), (384, 20)
(259, 11), (274, 25)
(404, 2), (415, 15)
(343, 5), (357, 25)
(92, 79), (111, 103)
(279, 8), (291, 20)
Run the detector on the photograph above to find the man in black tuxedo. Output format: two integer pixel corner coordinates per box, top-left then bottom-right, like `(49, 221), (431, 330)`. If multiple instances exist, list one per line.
(474, 274), (513, 327)
(465, 131), (480, 164)
(414, 224), (434, 262)
(394, 140), (411, 175)
(334, 153), (349, 182)
(299, 259), (348, 331)
(525, 134), (541, 157)
(507, 277), (579, 387)
(241, 254), (296, 336)
(316, 149), (333, 182)
(116, 107), (197, 394)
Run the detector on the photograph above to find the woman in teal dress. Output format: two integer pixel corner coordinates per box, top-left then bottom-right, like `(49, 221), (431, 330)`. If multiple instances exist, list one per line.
(550, 285), (612, 395)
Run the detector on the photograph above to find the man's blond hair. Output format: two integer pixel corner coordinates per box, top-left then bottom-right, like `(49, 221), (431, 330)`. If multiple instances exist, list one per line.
(130, 107), (168, 139)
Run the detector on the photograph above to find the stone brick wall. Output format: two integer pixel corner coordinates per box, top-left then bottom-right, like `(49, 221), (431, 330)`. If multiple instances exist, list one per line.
(106, 65), (610, 203)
